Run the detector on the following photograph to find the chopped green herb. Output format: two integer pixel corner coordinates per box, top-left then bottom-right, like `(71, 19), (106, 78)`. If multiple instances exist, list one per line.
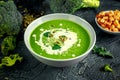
(103, 64), (113, 72)
(93, 45), (113, 58)
(52, 44), (61, 50)
(43, 32), (50, 37)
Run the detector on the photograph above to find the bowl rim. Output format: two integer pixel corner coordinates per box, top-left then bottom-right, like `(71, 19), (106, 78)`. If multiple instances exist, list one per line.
(95, 10), (120, 34)
(24, 13), (96, 61)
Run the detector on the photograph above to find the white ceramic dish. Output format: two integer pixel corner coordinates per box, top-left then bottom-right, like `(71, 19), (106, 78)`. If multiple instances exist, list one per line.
(24, 13), (96, 67)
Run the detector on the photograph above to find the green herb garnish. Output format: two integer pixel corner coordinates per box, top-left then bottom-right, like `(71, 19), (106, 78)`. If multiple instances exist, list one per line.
(52, 44), (61, 50)
(93, 45), (113, 58)
(43, 32), (52, 37)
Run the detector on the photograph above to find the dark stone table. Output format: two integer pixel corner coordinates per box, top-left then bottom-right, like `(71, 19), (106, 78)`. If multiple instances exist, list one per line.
(0, 0), (120, 80)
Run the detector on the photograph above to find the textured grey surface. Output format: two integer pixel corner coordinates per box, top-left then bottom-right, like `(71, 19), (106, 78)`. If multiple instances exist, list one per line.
(0, 0), (120, 80)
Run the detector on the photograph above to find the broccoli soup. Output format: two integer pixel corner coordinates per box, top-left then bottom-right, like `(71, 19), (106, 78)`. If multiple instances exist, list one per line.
(30, 19), (90, 59)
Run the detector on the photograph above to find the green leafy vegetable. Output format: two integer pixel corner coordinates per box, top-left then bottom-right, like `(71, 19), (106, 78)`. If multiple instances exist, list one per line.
(49, 0), (100, 13)
(43, 32), (51, 37)
(52, 44), (61, 50)
(103, 64), (113, 72)
(1, 36), (16, 56)
(0, 53), (23, 68)
(0, 0), (22, 37)
(93, 45), (113, 58)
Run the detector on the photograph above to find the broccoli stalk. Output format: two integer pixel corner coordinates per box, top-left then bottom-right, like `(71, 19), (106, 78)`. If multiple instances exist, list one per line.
(49, 0), (100, 13)
(103, 64), (113, 72)
(0, 54), (23, 68)
(81, 0), (100, 8)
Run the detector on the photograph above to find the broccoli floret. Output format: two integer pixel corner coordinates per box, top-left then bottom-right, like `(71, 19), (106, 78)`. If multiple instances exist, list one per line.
(48, 0), (100, 13)
(104, 64), (113, 72)
(0, 0), (22, 37)
(1, 36), (16, 56)
(0, 53), (23, 68)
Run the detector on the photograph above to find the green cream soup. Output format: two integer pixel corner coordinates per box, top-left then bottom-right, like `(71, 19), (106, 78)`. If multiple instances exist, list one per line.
(30, 19), (90, 59)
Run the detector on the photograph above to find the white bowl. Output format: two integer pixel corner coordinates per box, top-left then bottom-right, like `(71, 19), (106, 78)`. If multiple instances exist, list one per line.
(24, 13), (96, 67)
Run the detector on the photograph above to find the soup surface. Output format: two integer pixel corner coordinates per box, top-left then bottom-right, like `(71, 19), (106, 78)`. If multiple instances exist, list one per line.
(30, 19), (90, 59)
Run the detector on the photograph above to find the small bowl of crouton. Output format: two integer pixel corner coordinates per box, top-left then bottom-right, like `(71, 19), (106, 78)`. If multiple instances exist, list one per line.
(95, 10), (120, 35)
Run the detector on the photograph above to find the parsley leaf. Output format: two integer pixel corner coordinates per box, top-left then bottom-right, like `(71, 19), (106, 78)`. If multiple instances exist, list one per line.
(52, 44), (61, 50)
(93, 45), (113, 58)
(43, 32), (51, 37)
